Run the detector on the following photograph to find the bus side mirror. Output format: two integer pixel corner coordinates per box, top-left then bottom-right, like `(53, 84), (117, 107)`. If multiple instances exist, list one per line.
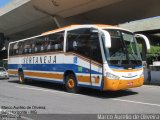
(101, 30), (111, 48)
(135, 34), (150, 50)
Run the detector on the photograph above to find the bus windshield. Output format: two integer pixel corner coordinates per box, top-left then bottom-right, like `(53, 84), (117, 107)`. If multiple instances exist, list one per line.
(103, 29), (142, 69)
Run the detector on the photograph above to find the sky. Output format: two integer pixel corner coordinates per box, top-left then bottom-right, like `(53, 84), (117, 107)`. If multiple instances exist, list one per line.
(0, 0), (11, 8)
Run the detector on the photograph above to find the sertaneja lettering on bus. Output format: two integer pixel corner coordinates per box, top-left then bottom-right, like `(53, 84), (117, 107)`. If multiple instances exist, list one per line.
(23, 56), (56, 64)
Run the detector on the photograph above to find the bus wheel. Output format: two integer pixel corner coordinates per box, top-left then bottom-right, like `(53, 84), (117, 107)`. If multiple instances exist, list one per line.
(65, 74), (79, 93)
(18, 71), (26, 84)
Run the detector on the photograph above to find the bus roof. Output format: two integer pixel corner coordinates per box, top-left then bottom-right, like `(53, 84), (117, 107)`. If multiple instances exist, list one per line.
(41, 24), (123, 35)
(9, 24), (132, 44)
(42, 25), (78, 35)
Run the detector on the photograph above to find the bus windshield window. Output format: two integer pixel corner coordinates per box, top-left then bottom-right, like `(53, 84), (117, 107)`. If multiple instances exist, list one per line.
(103, 29), (142, 68)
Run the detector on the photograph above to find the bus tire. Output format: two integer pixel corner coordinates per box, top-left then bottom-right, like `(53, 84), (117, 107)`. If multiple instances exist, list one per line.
(18, 71), (26, 84)
(65, 74), (79, 93)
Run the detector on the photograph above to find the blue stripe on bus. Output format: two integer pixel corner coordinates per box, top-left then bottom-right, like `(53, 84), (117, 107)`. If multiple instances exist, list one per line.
(135, 66), (143, 69)
(8, 64), (101, 74)
(78, 84), (102, 90)
(109, 65), (142, 69)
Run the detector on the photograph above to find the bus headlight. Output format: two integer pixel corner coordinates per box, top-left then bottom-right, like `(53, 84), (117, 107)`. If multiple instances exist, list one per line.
(106, 72), (120, 80)
(140, 72), (144, 77)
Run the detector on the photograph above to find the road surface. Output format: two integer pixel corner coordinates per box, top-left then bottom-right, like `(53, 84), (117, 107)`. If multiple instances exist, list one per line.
(0, 77), (160, 120)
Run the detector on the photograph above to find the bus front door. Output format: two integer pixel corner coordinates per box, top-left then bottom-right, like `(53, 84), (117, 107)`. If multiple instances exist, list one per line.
(90, 33), (103, 88)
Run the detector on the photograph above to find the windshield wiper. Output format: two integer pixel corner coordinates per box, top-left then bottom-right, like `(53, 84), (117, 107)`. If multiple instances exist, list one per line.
(128, 53), (140, 66)
(110, 49), (126, 66)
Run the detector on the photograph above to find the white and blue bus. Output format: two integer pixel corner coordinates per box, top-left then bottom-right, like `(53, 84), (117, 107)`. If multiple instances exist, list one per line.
(8, 24), (150, 92)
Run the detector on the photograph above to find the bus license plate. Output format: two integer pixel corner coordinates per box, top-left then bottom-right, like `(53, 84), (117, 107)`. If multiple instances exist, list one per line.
(127, 82), (133, 86)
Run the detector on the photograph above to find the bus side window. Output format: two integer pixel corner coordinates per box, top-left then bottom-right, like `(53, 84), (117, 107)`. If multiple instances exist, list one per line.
(47, 42), (52, 51)
(9, 44), (14, 56)
(23, 40), (32, 54)
(23, 41), (26, 54)
(34, 37), (42, 53)
(43, 36), (49, 52)
(34, 40), (38, 53)
(13, 42), (19, 55)
(66, 28), (91, 58)
(40, 43), (44, 51)
(49, 31), (64, 52)
(18, 42), (24, 55)
(66, 28), (102, 63)
(31, 41), (35, 53)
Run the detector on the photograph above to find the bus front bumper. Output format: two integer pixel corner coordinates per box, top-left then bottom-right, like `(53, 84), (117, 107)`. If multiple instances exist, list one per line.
(103, 77), (144, 91)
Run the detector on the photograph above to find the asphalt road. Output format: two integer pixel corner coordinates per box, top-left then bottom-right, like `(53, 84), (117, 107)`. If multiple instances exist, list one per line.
(0, 77), (160, 120)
